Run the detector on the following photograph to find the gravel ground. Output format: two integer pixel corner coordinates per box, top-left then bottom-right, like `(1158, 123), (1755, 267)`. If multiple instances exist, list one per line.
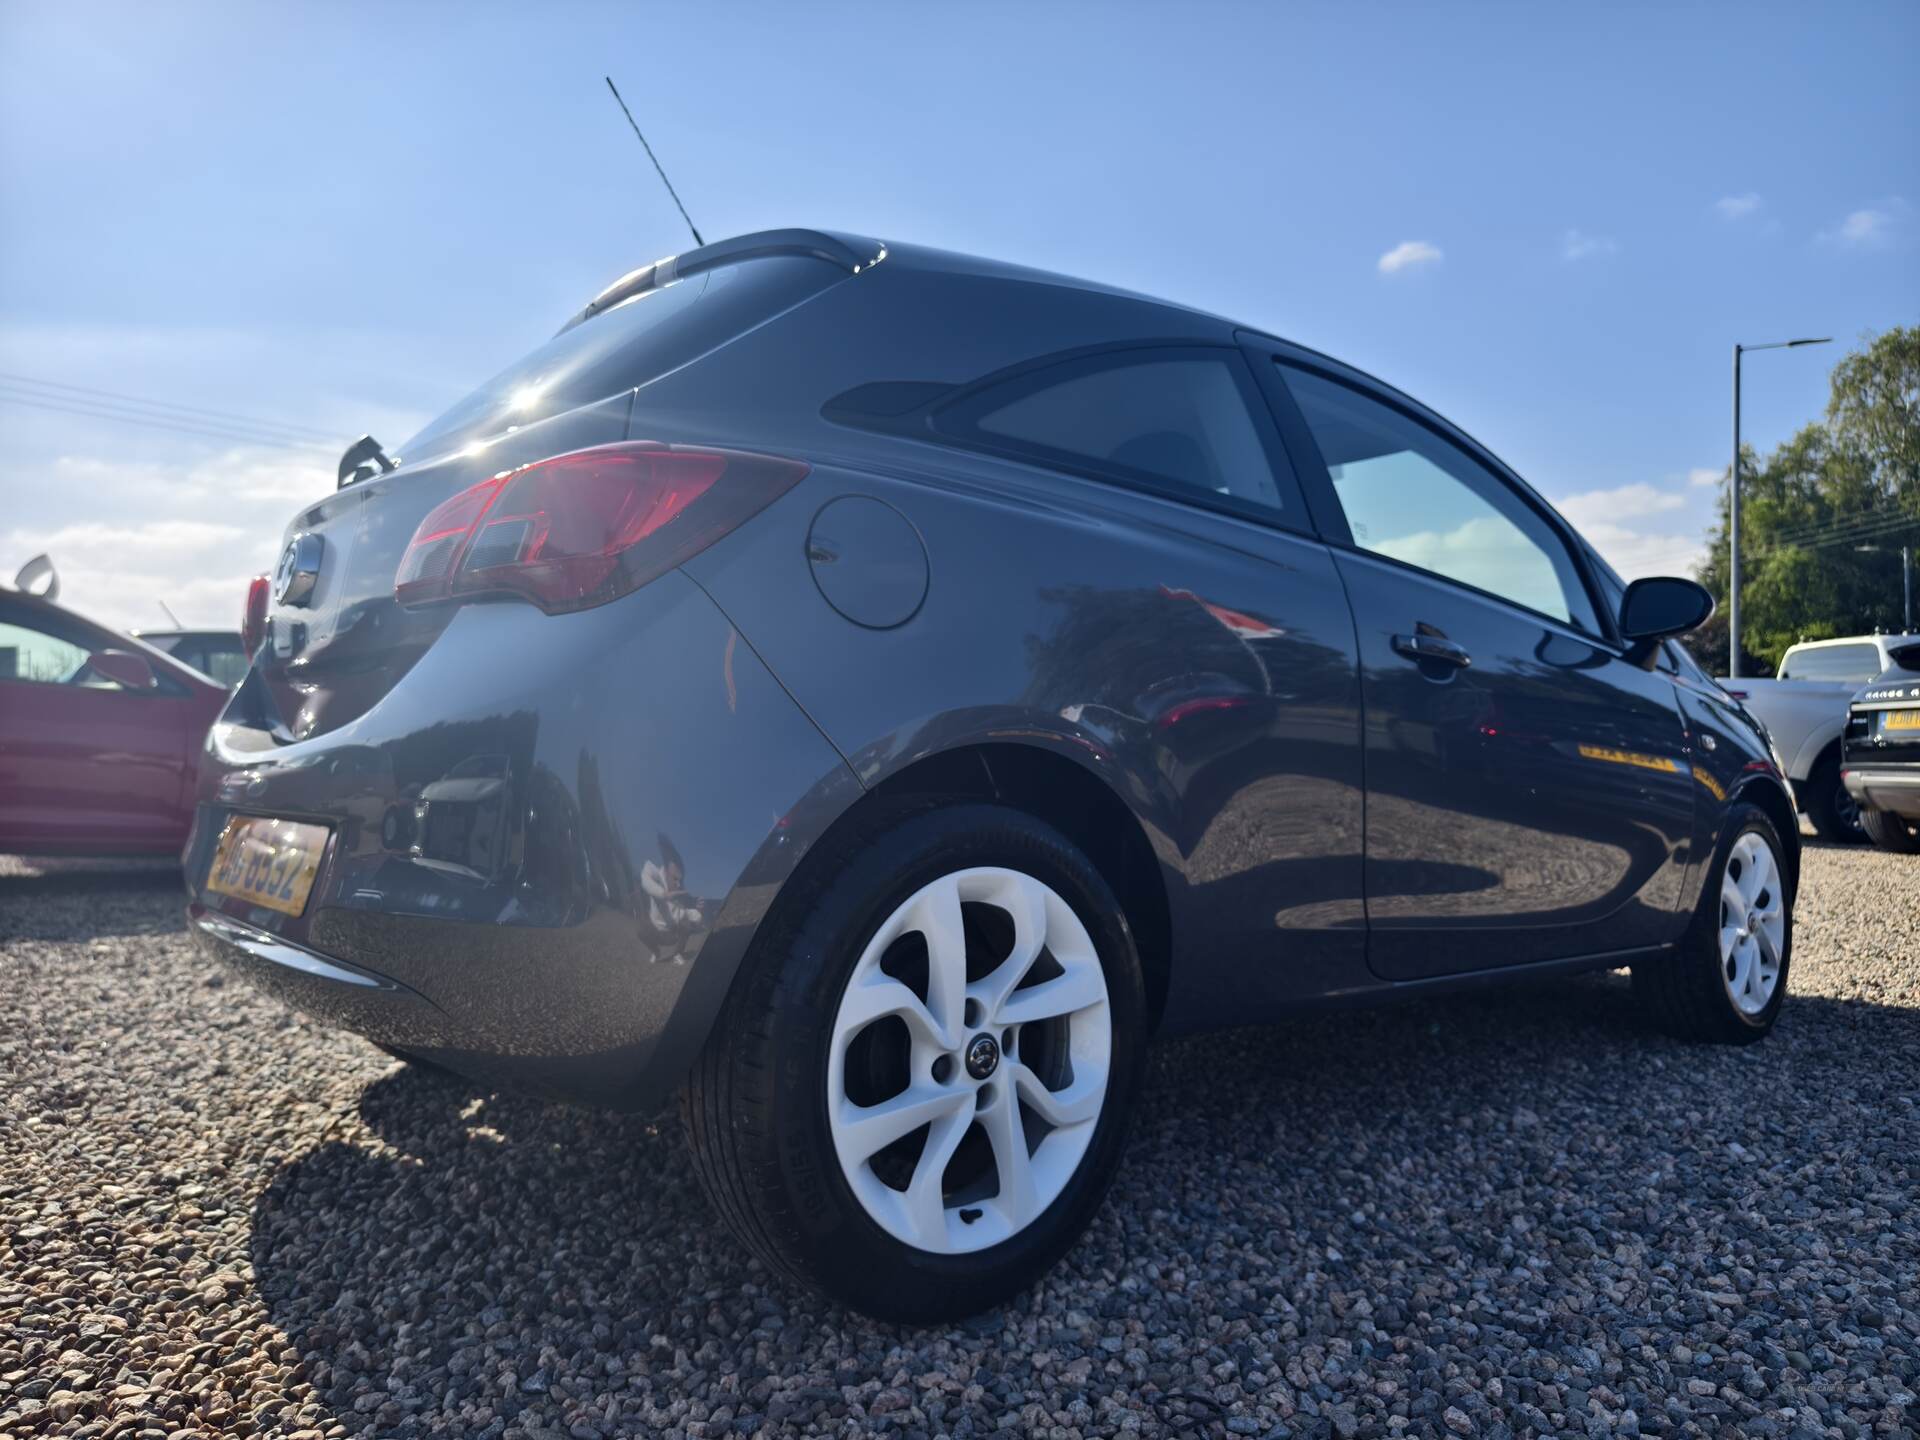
(2, 842), (1915, 1440)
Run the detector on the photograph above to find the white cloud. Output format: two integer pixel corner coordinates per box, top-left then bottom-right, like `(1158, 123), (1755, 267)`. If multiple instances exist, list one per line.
(47, 446), (336, 510)
(1818, 201), (1905, 249)
(1561, 229), (1619, 262)
(1556, 483), (1686, 527)
(1688, 466), (1723, 488)
(1, 447), (339, 633)
(1716, 193), (1762, 221)
(1831, 209), (1890, 246)
(1580, 523), (1706, 582)
(1378, 240), (1443, 275)
(1553, 483), (1704, 581)
(9, 518), (249, 561)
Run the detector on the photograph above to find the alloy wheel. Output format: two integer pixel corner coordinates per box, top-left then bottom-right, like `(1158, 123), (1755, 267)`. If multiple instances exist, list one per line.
(825, 866), (1112, 1254)
(1718, 831), (1786, 1015)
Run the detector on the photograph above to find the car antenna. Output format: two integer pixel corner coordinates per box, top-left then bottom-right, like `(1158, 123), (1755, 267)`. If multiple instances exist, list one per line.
(156, 598), (182, 627)
(604, 76), (704, 249)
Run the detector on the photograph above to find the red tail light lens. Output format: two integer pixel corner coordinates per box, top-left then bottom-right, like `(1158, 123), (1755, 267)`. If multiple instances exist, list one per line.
(395, 443), (805, 613)
(242, 574), (270, 656)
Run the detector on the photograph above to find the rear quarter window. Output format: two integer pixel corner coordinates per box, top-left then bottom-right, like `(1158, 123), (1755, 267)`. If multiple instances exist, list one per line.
(933, 349), (1292, 517)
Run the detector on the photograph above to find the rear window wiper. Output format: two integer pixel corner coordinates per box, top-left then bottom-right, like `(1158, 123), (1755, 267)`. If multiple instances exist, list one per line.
(338, 434), (399, 489)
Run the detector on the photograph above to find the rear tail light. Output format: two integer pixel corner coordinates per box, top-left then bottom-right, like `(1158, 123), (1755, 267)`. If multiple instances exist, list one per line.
(395, 442), (805, 614)
(241, 575), (270, 656)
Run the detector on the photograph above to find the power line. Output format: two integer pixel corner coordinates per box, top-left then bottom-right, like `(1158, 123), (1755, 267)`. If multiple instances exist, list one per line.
(1754, 516), (1920, 557)
(1751, 506), (1918, 550)
(0, 370), (337, 443)
(0, 387), (317, 448)
(1749, 510), (1920, 554)
(0, 390), (329, 451)
(0, 388), (322, 449)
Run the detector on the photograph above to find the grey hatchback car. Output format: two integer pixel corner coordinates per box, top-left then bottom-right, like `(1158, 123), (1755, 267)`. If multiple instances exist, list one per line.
(190, 229), (1797, 1320)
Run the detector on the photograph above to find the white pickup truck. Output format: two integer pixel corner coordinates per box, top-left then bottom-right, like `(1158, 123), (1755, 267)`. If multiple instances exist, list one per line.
(1719, 633), (1920, 840)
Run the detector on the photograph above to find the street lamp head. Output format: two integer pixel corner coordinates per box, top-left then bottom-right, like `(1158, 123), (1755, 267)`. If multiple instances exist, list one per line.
(1787, 337), (1833, 347)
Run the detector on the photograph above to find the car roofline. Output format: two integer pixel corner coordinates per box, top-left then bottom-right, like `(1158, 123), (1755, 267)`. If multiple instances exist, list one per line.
(1784, 634), (1920, 652)
(556, 228), (888, 336)
(555, 227), (1252, 341)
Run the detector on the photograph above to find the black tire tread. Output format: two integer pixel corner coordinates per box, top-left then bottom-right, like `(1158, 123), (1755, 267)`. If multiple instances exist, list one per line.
(679, 795), (959, 1299)
(1860, 806), (1920, 853)
(1802, 753), (1862, 843)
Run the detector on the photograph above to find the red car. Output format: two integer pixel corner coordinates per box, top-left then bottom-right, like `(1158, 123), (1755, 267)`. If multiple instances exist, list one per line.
(0, 589), (228, 857)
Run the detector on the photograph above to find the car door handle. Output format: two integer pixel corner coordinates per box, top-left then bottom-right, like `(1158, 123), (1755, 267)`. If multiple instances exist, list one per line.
(1392, 631), (1472, 669)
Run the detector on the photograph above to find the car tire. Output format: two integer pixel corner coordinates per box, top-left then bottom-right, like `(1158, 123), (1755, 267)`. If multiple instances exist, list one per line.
(1859, 805), (1920, 853)
(1802, 753), (1864, 843)
(1631, 802), (1792, 1045)
(681, 799), (1148, 1322)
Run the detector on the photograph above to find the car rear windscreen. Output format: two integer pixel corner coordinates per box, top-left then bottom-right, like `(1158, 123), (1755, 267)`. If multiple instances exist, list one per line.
(1777, 643), (1881, 681)
(400, 254), (844, 464)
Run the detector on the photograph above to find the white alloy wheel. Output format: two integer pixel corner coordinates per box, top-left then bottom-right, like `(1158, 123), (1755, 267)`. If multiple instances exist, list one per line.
(1718, 830), (1786, 1016)
(826, 866), (1112, 1254)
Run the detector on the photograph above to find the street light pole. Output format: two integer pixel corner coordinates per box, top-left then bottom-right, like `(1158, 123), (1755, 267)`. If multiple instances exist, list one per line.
(1728, 337), (1832, 677)
(1731, 345), (1742, 677)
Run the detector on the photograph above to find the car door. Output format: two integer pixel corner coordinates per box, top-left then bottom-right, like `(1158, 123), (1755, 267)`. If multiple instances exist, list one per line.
(1245, 345), (1695, 979)
(0, 599), (198, 852)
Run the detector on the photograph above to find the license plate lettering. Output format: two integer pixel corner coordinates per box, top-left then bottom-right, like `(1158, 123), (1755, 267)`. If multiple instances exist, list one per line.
(206, 816), (329, 918)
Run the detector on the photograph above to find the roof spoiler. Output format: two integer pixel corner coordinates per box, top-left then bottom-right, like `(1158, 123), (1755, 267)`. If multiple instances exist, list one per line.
(555, 229), (882, 336)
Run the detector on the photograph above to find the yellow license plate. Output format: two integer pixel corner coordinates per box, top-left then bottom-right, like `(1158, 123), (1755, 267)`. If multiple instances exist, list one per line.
(206, 816), (329, 916)
(1884, 710), (1920, 731)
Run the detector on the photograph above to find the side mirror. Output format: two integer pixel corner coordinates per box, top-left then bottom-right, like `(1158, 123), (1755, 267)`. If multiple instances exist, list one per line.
(88, 649), (158, 691)
(1619, 576), (1714, 642)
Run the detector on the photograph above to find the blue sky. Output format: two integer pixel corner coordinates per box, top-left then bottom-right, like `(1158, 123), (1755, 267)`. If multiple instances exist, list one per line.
(2, 0), (1914, 630)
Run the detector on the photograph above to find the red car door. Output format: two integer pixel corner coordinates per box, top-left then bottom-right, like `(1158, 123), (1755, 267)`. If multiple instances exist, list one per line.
(0, 595), (226, 856)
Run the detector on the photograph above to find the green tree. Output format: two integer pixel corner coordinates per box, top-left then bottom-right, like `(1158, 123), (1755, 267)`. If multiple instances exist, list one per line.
(1683, 327), (1920, 672)
(1828, 326), (1920, 503)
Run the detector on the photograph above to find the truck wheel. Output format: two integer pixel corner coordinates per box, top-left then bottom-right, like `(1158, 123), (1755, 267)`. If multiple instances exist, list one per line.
(682, 800), (1147, 1322)
(1632, 803), (1791, 1045)
(1860, 806), (1920, 853)
(1801, 754), (1864, 843)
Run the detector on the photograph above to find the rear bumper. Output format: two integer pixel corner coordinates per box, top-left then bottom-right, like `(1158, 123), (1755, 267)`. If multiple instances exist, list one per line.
(184, 570), (858, 1109)
(1843, 766), (1920, 820)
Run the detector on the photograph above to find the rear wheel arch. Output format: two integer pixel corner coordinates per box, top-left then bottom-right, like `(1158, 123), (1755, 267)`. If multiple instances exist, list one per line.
(1808, 735), (1843, 784)
(681, 738), (1176, 1101)
(865, 742), (1175, 1031)
(1788, 723), (1845, 788)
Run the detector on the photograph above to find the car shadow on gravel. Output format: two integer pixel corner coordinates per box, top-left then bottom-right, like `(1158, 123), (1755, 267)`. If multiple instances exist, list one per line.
(0, 859), (185, 940)
(247, 969), (1918, 1437)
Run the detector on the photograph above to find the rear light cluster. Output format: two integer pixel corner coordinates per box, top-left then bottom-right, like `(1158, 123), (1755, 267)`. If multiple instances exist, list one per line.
(394, 442), (805, 614)
(241, 574), (270, 657)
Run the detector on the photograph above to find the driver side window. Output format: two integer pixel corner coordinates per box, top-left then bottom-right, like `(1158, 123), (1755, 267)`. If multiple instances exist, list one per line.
(0, 618), (94, 686)
(1279, 363), (1603, 634)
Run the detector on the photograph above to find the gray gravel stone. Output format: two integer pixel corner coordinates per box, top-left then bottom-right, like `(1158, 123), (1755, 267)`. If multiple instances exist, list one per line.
(1, 839), (1915, 1438)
